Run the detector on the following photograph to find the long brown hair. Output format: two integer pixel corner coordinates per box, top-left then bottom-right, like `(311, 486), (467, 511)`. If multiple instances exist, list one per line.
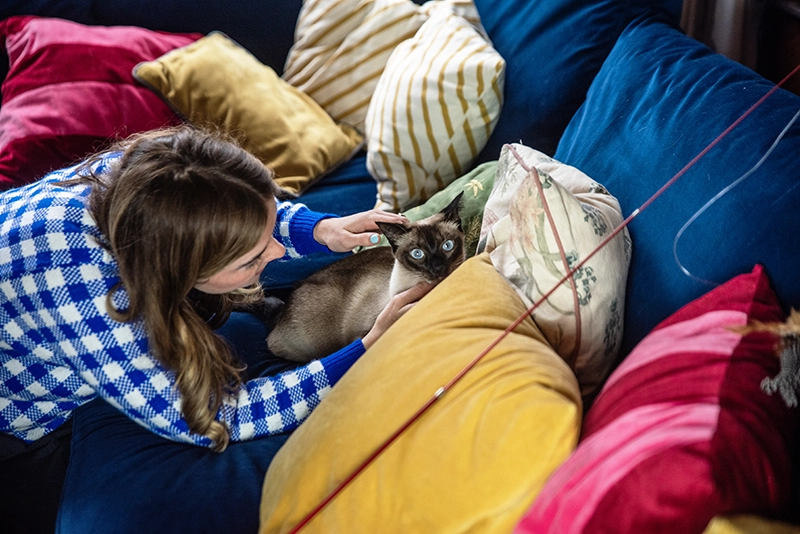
(75, 126), (280, 451)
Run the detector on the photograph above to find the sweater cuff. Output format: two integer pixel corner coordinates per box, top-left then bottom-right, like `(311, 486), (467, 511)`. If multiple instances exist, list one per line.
(320, 340), (366, 385)
(289, 208), (338, 256)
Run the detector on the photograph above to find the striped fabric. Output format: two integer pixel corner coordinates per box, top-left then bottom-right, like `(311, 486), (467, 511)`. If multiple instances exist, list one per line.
(364, 0), (505, 212)
(282, 0), (429, 134)
(515, 265), (798, 534)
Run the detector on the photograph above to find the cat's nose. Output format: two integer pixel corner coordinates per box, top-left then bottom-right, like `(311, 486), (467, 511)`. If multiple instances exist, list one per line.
(430, 260), (448, 278)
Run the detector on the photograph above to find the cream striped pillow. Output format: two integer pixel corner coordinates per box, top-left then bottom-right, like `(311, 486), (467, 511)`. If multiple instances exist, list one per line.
(365, 0), (505, 212)
(282, 0), (429, 134)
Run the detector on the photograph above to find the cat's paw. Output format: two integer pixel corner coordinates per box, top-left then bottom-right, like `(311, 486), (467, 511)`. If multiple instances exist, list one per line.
(241, 295), (286, 329)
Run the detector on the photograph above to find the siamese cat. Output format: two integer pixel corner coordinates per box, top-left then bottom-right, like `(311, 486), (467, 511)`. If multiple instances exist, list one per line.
(267, 192), (465, 363)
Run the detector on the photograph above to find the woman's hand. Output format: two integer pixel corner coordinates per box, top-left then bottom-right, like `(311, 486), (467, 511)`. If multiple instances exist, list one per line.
(314, 209), (407, 252)
(361, 282), (437, 350)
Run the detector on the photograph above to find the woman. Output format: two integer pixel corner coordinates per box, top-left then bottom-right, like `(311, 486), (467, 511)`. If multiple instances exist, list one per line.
(0, 126), (432, 532)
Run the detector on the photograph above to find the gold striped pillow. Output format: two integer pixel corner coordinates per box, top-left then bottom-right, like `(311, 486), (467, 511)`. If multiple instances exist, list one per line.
(365, 1), (505, 212)
(282, 0), (429, 134)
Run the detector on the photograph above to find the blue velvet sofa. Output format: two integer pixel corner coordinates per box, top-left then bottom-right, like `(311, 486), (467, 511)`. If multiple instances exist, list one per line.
(2, 0), (799, 532)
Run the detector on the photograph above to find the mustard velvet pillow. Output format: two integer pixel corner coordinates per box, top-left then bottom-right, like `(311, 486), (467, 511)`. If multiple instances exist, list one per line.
(133, 32), (363, 195)
(259, 253), (582, 534)
(703, 516), (800, 534)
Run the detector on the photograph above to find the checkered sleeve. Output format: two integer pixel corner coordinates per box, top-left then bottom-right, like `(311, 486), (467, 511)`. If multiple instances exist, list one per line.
(274, 200), (337, 259)
(1, 170), (363, 447)
(219, 340), (364, 441)
(64, 314), (364, 446)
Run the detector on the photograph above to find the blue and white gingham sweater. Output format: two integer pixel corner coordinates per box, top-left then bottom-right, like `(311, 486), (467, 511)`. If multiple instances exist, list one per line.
(0, 155), (364, 447)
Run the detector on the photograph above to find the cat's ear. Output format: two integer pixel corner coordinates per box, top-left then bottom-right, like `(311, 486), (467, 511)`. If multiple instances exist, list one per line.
(376, 221), (408, 252)
(440, 191), (464, 231)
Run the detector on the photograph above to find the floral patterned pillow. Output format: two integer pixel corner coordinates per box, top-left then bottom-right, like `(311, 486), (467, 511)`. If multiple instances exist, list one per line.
(478, 143), (631, 402)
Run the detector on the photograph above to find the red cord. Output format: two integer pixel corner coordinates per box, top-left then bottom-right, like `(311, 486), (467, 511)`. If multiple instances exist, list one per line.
(284, 60), (800, 534)
(507, 147), (583, 368)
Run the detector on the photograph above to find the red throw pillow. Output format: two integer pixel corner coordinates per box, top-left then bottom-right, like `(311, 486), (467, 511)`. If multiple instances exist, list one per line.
(0, 16), (200, 190)
(516, 264), (798, 534)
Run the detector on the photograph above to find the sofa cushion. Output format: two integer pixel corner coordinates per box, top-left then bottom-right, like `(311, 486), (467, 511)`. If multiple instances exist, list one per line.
(472, 0), (681, 162)
(703, 515), (800, 534)
(90, 0), (304, 76)
(554, 14), (800, 357)
(479, 143), (630, 403)
(133, 32), (364, 196)
(0, 0), (305, 80)
(365, 0), (505, 212)
(57, 312), (300, 534)
(0, 15), (199, 190)
(259, 253), (582, 533)
(282, 0), (429, 134)
(515, 264), (797, 533)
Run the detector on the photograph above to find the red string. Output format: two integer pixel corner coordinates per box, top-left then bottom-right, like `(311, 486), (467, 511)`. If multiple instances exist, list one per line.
(284, 60), (800, 534)
(507, 146), (583, 368)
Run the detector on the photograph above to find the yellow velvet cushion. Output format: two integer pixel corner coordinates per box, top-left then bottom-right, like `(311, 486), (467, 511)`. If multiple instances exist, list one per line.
(259, 253), (582, 534)
(703, 516), (800, 534)
(133, 32), (363, 195)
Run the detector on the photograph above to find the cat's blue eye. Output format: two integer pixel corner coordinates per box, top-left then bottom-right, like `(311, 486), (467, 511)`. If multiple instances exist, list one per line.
(442, 240), (454, 252)
(410, 248), (425, 260)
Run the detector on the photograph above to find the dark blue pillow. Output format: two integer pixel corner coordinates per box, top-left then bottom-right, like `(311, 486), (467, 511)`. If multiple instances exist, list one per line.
(57, 312), (300, 534)
(473, 0), (681, 162)
(0, 0), (92, 22)
(89, 0), (303, 75)
(554, 14), (800, 357)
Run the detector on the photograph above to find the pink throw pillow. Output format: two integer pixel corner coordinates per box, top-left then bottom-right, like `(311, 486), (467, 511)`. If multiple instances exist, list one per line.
(0, 16), (200, 190)
(516, 264), (798, 533)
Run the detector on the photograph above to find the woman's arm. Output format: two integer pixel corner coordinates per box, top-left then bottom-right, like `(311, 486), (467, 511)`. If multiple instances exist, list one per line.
(1, 238), (362, 447)
(218, 340), (365, 441)
(273, 200), (336, 259)
(52, 264), (366, 447)
(273, 200), (407, 258)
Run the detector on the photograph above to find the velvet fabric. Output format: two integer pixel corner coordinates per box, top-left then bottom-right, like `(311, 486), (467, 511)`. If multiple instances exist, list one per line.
(515, 264), (797, 533)
(0, 0), (304, 85)
(260, 254), (582, 533)
(554, 14), (800, 357)
(133, 31), (364, 195)
(0, 16), (199, 189)
(472, 0), (682, 163)
(57, 312), (299, 534)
